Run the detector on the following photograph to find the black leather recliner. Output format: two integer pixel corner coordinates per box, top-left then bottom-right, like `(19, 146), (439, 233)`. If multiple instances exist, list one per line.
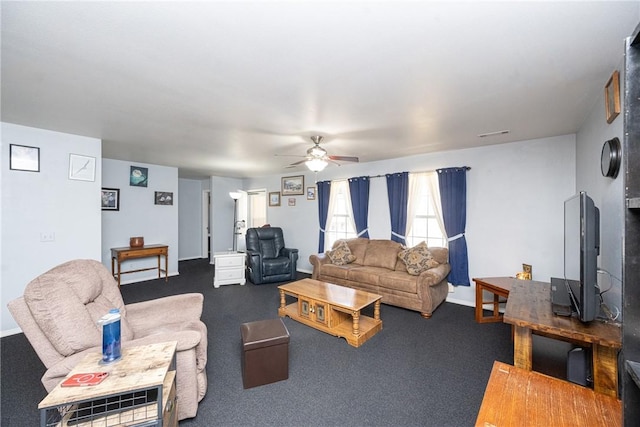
(245, 227), (299, 285)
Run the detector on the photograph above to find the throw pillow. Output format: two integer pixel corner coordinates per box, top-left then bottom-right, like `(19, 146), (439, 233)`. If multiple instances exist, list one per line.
(326, 240), (356, 266)
(397, 241), (440, 275)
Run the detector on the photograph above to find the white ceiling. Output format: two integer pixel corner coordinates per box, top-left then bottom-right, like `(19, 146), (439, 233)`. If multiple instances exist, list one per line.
(2, 1), (639, 179)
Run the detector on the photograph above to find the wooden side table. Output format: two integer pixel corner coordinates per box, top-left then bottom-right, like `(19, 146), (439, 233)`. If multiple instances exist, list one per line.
(38, 341), (178, 427)
(473, 277), (516, 323)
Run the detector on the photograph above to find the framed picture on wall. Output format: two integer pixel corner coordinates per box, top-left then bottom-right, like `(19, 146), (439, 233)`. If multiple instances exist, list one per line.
(269, 191), (281, 207)
(154, 191), (173, 205)
(130, 166), (148, 187)
(9, 144), (40, 172)
(306, 186), (316, 200)
(101, 188), (120, 211)
(281, 175), (304, 196)
(605, 70), (621, 124)
(68, 154), (96, 181)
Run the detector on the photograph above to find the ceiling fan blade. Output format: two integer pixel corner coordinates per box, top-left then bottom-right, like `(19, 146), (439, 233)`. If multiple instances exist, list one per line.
(288, 159), (308, 166)
(329, 155), (359, 162)
(274, 153), (306, 158)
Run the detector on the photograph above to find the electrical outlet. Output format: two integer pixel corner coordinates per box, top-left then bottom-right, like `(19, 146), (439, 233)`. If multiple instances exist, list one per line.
(40, 232), (55, 242)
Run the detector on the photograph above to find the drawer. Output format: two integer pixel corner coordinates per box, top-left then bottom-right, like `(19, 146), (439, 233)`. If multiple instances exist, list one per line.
(216, 256), (245, 268)
(216, 268), (244, 280)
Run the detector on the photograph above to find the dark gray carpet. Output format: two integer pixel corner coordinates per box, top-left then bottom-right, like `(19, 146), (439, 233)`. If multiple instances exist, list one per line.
(1, 259), (570, 426)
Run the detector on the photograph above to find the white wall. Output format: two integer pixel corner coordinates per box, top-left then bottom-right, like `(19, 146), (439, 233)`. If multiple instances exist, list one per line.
(575, 58), (625, 317)
(245, 134), (576, 307)
(210, 176), (244, 255)
(101, 159), (179, 283)
(1, 123), (102, 334)
(178, 178), (204, 260)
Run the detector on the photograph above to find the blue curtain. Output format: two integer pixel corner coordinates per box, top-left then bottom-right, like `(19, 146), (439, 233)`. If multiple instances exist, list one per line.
(385, 172), (409, 244)
(317, 180), (331, 253)
(348, 176), (370, 238)
(437, 167), (470, 286)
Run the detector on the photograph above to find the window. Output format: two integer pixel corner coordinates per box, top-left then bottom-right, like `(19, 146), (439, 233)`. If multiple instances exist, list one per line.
(406, 172), (446, 248)
(325, 180), (356, 250)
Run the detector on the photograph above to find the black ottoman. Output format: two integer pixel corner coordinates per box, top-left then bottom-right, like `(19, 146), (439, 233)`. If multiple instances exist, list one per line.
(240, 318), (290, 389)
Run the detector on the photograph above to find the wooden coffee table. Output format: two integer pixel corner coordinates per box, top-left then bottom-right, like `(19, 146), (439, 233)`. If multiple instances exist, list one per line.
(278, 279), (382, 347)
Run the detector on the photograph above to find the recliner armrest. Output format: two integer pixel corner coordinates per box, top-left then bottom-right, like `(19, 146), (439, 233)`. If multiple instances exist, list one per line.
(281, 247), (298, 260)
(125, 293), (204, 332)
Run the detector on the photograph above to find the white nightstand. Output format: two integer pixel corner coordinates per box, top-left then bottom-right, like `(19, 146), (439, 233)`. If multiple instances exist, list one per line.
(213, 251), (246, 288)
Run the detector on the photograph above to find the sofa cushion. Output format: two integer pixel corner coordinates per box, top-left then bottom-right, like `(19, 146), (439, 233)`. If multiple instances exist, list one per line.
(398, 242), (440, 276)
(326, 240), (356, 266)
(363, 240), (403, 270)
(319, 263), (352, 280)
(379, 271), (418, 294)
(347, 266), (387, 286)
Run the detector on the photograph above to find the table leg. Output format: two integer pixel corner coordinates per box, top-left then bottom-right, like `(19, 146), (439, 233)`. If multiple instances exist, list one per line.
(352, 310), (361, 337)
(512, 325), (533, 370)
(475, 284), (484, 322)
(374, 300), (381, 321)
(592, 344), (619, 397)
(493, 293), (500, 318)
(157, 255), (161, 279)
(164, 253), (168, 281)
(278, 290), (286, 316)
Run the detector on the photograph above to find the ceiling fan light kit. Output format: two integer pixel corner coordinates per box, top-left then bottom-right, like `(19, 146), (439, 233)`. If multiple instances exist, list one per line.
(305, 158), (328, 172)
(284, 135), (359, 172)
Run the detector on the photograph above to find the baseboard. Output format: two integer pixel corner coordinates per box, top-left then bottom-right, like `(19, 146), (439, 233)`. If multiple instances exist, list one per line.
(178, 256), (207, 261)
(119, 271), (180, 286)
(1, 327), (23, 338)
(445, 296), (475, 308)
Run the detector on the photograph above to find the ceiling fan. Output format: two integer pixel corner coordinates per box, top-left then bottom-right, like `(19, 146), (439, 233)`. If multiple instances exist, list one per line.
(284, 136), (359, 172)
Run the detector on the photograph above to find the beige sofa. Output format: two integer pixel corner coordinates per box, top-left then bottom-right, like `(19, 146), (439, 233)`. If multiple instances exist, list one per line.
(7, 259), (207, 420)
(309, 239), (450, 318)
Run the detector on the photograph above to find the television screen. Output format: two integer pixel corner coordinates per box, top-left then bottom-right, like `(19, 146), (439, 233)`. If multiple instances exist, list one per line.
(563, 192), (600, 322)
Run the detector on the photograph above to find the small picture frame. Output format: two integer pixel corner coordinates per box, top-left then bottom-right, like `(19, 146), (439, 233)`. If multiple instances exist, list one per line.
(288, 197), (296, 207)
(605, 70), (620, 124)
(101, 188), (120, 211)
(130, 166), (148, 187)
(306, 186), (316, 200)
(68, 154), (96, 181)
(281, 175), (304, 196)
(269, 191), (281, 207)
(154, 191), (173, 205)
(9, 144), (40, 172)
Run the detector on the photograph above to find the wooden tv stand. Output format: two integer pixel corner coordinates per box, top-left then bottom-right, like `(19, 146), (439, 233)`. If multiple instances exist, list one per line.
(504, 280), (622, 397)
(278, 279), (382, 348)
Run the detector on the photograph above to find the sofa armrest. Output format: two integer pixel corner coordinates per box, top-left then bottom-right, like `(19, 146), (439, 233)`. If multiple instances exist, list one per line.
(309, 253), (331, 280)
(125, 293), (203, 333)
(418, 263), (451, 288)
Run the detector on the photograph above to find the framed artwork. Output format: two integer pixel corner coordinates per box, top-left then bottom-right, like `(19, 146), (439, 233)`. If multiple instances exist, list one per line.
(68, 154), (96, 181)
(281, 175), (304, 196)
(130, 166), (148, 187)
(9, 144), (40, 172)
(269, 191), (281, 207)
(306, 186), (316, 200)
(101, 188), (120, 211)
(288, 198), (296, 206)
(154, 191), (173, 205)
(605, 70), (620, 124)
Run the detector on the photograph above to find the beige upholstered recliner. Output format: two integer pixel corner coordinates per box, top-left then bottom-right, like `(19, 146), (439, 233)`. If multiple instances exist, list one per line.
(7, 259), (207, 421)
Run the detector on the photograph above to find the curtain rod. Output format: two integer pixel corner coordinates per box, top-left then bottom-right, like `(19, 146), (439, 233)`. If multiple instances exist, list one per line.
(315, 166), (471, 183)
(364, 166), (471, 180)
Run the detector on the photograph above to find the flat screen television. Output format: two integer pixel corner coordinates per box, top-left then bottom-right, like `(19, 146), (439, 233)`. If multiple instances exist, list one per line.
(562, 191), (601, 322)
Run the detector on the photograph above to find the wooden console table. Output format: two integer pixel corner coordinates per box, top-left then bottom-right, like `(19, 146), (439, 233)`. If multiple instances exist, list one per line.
(476, 361), (621, 426)
(111, 244), (168, 287)
(504, 280), (622, 397)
